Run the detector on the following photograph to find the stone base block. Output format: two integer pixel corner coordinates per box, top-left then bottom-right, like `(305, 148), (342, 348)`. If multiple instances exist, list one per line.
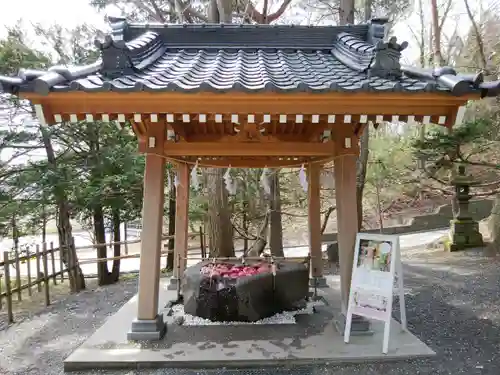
(127, 314), (167, 341)
(448, 219), (484, 252)
(326, 242), (339, 263)
(334, 313), (373, 336)
(309, 276), (328, 288)
(167, 277), (181, 291)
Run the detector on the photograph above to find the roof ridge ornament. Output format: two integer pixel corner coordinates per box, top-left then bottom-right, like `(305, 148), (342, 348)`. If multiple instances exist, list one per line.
(95, 16), (167, 79)
(367, 17), (389, 44)
(367, 37), (408, 79)
(94, 16), (135, 79)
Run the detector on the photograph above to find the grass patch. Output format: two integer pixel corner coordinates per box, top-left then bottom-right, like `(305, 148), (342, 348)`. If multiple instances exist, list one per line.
(121, 272), (139, 281)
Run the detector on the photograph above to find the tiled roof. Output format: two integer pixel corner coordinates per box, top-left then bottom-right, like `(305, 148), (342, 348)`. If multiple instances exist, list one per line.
(1, 17), (499, 98)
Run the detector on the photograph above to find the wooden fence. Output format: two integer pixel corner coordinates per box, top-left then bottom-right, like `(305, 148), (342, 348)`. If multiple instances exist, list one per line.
(0, 229), (204, 324)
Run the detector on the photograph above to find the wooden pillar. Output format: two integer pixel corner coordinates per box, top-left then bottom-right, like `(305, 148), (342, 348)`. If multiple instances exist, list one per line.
(128, 122), (166, 341)
(173, 163), (190, 280)
(308, 162), (325, 286)
(334, 133), (359, 313)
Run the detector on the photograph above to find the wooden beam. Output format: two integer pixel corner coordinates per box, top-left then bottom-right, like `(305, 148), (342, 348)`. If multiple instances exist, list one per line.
(183, 134), (322, 143)
(167, 156), (334, 168)
(163, 141), (335, 157)
(29, 92), (473, 121)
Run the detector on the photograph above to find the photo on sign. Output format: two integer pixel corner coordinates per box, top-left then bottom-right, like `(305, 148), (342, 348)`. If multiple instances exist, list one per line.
(351, 289), (390, 320)
(356, 239), (393, 273)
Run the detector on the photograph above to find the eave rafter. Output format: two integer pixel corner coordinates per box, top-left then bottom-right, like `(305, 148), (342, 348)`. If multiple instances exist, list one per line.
(28, 91), (472, 125)
(31, 91), (471, 168)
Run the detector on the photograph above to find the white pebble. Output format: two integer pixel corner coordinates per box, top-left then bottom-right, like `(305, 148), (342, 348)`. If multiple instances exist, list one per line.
(170, 301), (321, 326)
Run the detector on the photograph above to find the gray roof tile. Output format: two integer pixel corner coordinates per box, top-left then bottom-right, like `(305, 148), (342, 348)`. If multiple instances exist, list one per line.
(1, 18), (500, 98)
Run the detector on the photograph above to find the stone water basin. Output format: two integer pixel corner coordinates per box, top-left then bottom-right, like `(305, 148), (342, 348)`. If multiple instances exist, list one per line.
(182, 260), (309, 322)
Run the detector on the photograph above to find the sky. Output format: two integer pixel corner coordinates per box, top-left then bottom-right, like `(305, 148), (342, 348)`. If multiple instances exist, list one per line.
(0, 0), (490, 65)
(0, 0), (437, 64)
(1, 0), (105, 33)
(1, 0), (492, 70)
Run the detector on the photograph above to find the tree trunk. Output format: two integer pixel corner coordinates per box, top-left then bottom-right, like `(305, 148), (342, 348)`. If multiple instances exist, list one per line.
(110, 208), (121, 281)
(246, 212), (270, 257)
(216, 0), (233, 22)
(320, 207), (336, 235)
(41, 202), (47, 244)
(418, 0), (426, 68)
(464, 0), (488, 72)
(167, 171), (176, 270)
(356, 127), (370, 230)
(123, 221), (128, 255)
(269, 169), (284, 257)
(93, 205), (112, 285)
(418, 123), (426, 199)
(11, 214), (19, 254)
(430, 0), (445, 66)
(242, 204), (248, 253)
(339, 0), (355, 25)
(208, 0), (220, 22)
(207, 168), (234, 257)
(487, 194), (500, 254)
(204, 0), (235, 259)
(364, 0), (372, 20)
(353, 0), (372, 231)
(40, 125), (85, 292)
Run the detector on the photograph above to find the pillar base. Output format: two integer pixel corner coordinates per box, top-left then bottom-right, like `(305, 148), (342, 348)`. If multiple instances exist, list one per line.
(334, 313), (373, 336)
(309, 276), (328, 288)
(127, 314), (167, 341)
(167, 277), (181, 291)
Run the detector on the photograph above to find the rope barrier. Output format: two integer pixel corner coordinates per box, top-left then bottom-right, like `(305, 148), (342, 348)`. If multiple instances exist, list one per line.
(74, 249), (312, 266)
(143, 152), (359, 170)
(177, 254), (310, 262)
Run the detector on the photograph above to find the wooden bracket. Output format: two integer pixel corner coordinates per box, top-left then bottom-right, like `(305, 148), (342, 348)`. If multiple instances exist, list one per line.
(233, 121), (265, 142)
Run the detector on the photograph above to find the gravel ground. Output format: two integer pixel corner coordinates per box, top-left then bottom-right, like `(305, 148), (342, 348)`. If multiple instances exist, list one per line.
(1, 248), (500, 375)
(0, 278), (139, 375)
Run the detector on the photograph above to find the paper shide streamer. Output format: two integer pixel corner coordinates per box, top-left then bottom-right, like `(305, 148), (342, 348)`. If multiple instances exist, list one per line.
(224, 166), (238, 195)
(174, 172), (180, 188)
(175, 162), (321, 194)
(299, 164), (308, 192)
(191, 160), (200, 191)
(260, 167), (271, 195)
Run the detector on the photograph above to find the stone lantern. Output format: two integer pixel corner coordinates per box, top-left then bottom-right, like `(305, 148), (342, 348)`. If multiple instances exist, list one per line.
(448, 165), (484, 251)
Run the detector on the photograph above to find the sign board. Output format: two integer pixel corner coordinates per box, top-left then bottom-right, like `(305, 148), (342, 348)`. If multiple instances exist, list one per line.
(344, 233), (407, 354)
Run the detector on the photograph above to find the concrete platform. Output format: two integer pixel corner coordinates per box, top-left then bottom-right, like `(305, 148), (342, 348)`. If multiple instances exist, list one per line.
(64, 276), (435, 371)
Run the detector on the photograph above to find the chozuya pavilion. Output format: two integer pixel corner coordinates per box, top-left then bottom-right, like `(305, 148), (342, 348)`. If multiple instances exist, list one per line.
(1, 16), (499, 341)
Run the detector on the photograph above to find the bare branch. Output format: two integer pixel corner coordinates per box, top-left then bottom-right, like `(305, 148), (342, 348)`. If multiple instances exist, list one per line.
(243, 0), (293, 24)
(438, 0), (453, 33)
(149, 0), (167, 22)
(463, 0), (488, 71)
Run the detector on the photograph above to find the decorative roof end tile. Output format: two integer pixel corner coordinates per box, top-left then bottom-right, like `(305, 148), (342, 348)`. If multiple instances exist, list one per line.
(479, 80), (500, 98)
(436, 74), (472, 96)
